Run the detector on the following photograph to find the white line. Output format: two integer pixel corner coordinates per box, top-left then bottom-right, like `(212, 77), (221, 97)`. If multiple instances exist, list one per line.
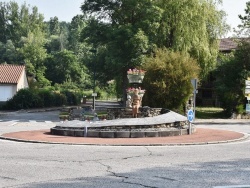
(8, 120), (19, 126)
(214, 185), (250, 188)
(29, 120), (37, 123)
(45, 121), (52, 123)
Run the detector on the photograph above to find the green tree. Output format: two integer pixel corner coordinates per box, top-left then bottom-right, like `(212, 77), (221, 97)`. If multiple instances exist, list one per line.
(0, 2), (10, 44)
(0, 40), (20, 63)
(0, 1), (47, 71)
(142, 48), (200, 110)
(45, 50), (91, 88)
(18, 29), (50, 87)
(48, 16), (60, 35)
(6, 2), (45, 47)
(80, 0), (227, 103)
(214, 42), (250, 115)
(81, 0), (161, 102)
(214, 1), (250, 114)
(68, 15), (88, 53)
(45, 19), (69, 53)
(155, 0), (227, 77)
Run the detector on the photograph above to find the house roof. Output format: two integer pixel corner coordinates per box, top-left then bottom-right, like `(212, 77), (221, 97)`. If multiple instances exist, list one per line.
(219, 38), (238, 52)
(0, 64), (25, 84)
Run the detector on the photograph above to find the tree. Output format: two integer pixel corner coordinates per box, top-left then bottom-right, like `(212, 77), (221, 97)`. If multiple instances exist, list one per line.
(214, 1), (250, 114)
(45, 50), (91, 88)
(214, 42), (250, 114)
(48, 16), (60, 35)
(80, 0), (227, 103)
(81, 0), (162, 102)
(18, 29), (50, 87)
(4, 2), (45, 47)
(0, 1), (47, 72)
(0, 40), (20, 63)
(155, 0), (227, 77)
(142, 48), (200, 110)
(45, 18), (69, 53)
(68, 15), (87, 52)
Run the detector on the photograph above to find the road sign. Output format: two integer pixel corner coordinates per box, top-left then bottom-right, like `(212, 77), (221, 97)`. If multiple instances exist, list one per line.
(92, 93), (97, 97)
(187, 110), (194, 122)
(245, 88), (250, 94)
(191, 79), (198, 91)
(246, 80), (250, 86)
(246, 104), (250, 112)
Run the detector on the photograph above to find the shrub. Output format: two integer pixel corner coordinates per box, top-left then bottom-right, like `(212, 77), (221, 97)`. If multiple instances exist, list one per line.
(61, 90), (81, 105)
(37, 89), (55, 107)
(2, 88), (83, 110)
(142, 48), (200, 110)
(54, 92), (67, 106)
(2, 88), (38, 110)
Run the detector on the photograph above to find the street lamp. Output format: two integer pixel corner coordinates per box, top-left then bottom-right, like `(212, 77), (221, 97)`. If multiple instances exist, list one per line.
(90, 49), (97, 110)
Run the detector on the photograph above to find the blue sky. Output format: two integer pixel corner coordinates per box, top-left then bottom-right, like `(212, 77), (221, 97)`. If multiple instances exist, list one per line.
(3, 0), (250, 36)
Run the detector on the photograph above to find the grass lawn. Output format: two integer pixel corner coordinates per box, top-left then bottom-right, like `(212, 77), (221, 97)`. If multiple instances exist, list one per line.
(195, 107), (229, 119)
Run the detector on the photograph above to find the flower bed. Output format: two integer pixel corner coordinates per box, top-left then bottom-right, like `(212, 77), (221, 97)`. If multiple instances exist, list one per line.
(127, 68), (146, 83)
(126, 87), (145, 98)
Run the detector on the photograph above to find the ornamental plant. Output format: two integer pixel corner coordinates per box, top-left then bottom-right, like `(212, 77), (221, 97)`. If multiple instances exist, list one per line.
(127, 68), (146, 75)
(126, 87), (146, 95)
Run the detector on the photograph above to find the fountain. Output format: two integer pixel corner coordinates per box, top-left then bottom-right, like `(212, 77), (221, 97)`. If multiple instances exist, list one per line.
(51, 69), (195, 138)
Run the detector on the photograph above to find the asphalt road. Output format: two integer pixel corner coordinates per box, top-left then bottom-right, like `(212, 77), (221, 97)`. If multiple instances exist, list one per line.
(0, 109), (250, 188)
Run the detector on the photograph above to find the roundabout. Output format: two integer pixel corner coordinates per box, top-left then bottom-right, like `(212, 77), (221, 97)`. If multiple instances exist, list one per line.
(1, 127), (247, 146)
(0, 107), (248, 146)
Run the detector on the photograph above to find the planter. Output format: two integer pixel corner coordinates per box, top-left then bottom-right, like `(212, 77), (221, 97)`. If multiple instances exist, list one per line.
(115, 131), (131, 138)
(127, 74), (144, 83)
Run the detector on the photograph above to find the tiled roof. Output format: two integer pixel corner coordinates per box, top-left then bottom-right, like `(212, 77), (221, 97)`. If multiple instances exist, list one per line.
(0, 64), (25, 84)
(219, 38), (238, 51)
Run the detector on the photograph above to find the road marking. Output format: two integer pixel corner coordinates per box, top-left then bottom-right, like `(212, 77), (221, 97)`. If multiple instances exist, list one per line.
(29, 120), (37, 123)
(8, 120), (19, 126)
(45, 121), (52, 123)
(214, 185), (250, 188)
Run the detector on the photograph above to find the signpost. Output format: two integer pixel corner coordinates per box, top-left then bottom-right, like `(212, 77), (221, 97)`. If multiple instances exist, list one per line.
(191, 78), (198, 121)
(245, 79), (250, 112)
(187, 109), (194, 135)
(92, 93), (97, 110)
(246, 104), (250, 113)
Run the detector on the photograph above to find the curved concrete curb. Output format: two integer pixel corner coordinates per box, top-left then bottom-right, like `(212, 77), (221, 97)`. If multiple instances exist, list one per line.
(0, 130), (248, 146)
(50, 127), (193, 138)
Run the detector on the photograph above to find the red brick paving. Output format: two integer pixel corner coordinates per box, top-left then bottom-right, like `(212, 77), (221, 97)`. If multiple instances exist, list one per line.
(1, 128), (246, 145)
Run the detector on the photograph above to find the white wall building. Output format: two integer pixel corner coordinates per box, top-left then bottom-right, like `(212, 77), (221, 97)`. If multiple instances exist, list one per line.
(0, 64), (29, 102)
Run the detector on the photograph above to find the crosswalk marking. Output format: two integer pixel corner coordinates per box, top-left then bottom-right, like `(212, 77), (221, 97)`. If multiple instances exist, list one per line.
(0, 120), (59, 124)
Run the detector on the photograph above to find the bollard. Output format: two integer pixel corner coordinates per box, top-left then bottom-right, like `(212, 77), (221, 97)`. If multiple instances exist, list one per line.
(84, 126), (88, 137)
(189, 122), (192, 135)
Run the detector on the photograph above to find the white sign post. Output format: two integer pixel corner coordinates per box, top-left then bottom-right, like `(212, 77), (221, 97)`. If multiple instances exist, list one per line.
(92, 93), (97, 110)
(187, 110), (194, 135)
(191, 78), (198, 121)
(246, 104), (250, 113)
(245, 80), (250, 113)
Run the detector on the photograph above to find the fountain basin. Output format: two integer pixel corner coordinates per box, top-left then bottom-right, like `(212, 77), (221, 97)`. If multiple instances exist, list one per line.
(51, 111), (196, 138)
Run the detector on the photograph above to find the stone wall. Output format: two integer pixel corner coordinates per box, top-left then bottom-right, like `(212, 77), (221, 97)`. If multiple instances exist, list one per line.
(231, 113), (250, 119)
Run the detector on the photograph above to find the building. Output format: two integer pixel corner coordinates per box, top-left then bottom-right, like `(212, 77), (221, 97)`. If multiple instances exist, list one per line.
(0, 64), (29, 104)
